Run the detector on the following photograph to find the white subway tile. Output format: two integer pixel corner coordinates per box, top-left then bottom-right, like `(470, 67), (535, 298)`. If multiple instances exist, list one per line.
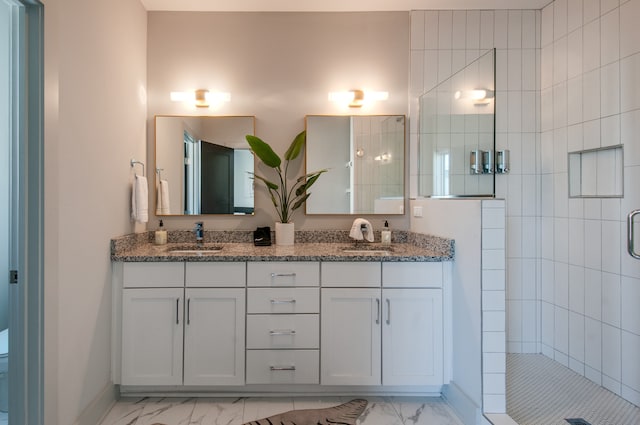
(483, 207), (505, 229)
(410, 11), (425, 50)
(554, 0), (569, 40)
(622, 385), (640, 408)
(483, 269), (506, 291)
(425, 11), (439, 49)
(483, 228), (506, 250)
(555, 306), (570, 353)
(541, 88), (554, 132)
(508, 50), (523, 91)
(483, 394), (506, 414)
(567, 28), (583, 79)
(603, 375), (622, 397)
(568, 76), (583, 125)
(484, 249), (506, 270)
(567, 0), (584, 32)
(423, 50), (438, 92)
(601, 9), (620, 66)
(620, 53), (640, 113)
(494, 10), (508, 48)
(508, 174), (523, 217)
(585, 317), (603, 371)
(508, 258), (524, 299)
(555, 261), (570, 308)
(622, 110), (640, 166)
(622, 331), (640, 392)
(584, 198), (602, 220)
(484, 290), (506, 311)
(583, 118), (601, 150)
(542, 302), (555, 346)
(523, 300), (538, 341)
(541, 4), (555, 47)
(582, 69), (601, 122)
(410, 50), (425, 96)
(452, 10), (466, 49)
(508, 10), (523, 49)
(585, 268), (603, 320)
(568, 123), (584, 152)
(522, 176), (537, 217)
(586, 365), (603, 384)
(569, 264), (586, 313)
(569, 312), (585, 363)
(484, 331), (506, 352)
(437, 50), (452, 85)
(483, 372), (506, 394)
(522, 49), (537, 91)
(601, 0), (621, 15)
(553, 82), (568, 129)
(555, 351), (570, 367)
(480, 10), (494, 50)
(583, 0), (600, 24)
(542, 260), (555, 302)
(438, 11), (453, 49)
(484, 352), (507, 374)
(602, 323), (621, 381)
(620, 0), (640, 57)
(522, 10), (537, 48)
(541, 44), (554, 90)
(569, 219), (585, 267)
(602, 272), (621, 326)
(601, 61), (620, 117)
(621, 276), (640, 334)
(570, 357), (586, 375)
(465, 11), (480, 49)
(583, 18), (601, 72)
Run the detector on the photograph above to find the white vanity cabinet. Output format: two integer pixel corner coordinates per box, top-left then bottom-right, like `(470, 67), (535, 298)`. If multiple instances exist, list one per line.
(246, 262), (320, 384)
(120, 262), (245, 386)
(320, 262), (444, 387)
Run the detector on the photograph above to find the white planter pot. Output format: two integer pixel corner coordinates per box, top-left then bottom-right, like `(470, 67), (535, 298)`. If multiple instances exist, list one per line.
(275, 222), (295, 246)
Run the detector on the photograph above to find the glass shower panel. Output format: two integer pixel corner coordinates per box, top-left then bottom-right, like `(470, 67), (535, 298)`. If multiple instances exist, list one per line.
(419, 49), (496, 197)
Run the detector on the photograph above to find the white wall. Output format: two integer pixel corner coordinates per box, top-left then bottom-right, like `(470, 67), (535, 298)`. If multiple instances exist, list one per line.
(147, 11), (410, 231)
(539, 0), (640, 406)
(43, 0), (148, 424)
(0, 1), (10, 332)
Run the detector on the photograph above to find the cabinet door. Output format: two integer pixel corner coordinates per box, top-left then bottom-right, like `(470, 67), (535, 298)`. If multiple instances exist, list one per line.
(382, 288), (443, 386)
(121, 288), (184, 385)
(320, 288), (381, 385)
(183, 288), (246, 386)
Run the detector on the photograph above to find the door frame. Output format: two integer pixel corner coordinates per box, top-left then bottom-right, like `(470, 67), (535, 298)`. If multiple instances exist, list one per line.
(6, 0), (44, 424)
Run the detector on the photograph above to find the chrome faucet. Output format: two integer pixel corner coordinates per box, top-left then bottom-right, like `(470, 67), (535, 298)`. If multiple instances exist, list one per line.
(194, 222), (204, 243)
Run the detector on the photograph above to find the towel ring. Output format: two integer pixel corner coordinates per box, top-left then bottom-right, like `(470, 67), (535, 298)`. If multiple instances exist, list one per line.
(130, 159), (145, 176)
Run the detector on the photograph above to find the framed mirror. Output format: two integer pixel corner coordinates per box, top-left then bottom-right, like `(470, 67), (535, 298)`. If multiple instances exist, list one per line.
(305, 115), (405, 215)
(155, 115), (255, 215)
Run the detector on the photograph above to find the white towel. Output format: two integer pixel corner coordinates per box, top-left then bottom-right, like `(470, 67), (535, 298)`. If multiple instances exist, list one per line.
(349, 218), (374, 242)
(131, 174), (148, 223)
(156, 179), (171, 215)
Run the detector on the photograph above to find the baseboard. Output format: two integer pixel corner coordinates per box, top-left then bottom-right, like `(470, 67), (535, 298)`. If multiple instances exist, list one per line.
(73, 382), (117, 425)
(442, 382), (482, 425)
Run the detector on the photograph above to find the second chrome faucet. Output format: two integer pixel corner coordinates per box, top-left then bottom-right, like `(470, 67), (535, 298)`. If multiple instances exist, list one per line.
(194, 222), (204, 243)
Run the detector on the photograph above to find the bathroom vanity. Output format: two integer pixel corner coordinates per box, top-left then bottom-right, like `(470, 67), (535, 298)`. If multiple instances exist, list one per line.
(111, 231), (454, 396)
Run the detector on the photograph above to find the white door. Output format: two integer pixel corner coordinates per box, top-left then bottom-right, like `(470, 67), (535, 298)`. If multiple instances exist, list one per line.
(121, 288), (184, 386)
(382, 288), (443, 386)
(321, 288), (381, 385)
(183, 288), (245, 385)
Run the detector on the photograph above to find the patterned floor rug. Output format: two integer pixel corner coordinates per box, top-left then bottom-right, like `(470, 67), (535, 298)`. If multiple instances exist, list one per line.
(242, 399), (368, 425)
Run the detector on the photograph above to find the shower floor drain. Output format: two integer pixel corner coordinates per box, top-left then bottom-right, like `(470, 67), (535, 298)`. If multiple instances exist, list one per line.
(565, 419), (592, 425)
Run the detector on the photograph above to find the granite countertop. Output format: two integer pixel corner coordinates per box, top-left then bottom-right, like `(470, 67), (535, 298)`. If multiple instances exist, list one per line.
(111, 230), (454, 263)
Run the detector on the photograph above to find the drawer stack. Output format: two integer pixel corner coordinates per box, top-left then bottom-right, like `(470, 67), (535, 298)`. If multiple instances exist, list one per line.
(246, 262), (320, 384)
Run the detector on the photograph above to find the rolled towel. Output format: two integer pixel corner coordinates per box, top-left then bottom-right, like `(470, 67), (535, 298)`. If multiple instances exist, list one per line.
(131, 174), (148, 223)
(349, 218), (374, 242)
(156, 179), (171, 215)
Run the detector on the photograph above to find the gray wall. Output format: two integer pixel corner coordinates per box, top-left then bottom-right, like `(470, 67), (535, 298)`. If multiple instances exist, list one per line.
(0, 0), (9, 332)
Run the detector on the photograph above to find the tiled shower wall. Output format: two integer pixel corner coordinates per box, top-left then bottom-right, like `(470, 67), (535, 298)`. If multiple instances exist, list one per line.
(409, 9), (541, 356)
(539, 0), (640, 406)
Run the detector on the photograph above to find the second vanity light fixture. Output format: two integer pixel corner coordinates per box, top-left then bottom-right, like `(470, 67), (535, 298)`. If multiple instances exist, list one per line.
(454, 88), (494, 105)
(170, 89), (231, 108)
(328, 89), (389, 108)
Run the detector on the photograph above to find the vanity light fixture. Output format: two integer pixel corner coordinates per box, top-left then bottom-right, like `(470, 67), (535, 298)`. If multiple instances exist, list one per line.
(328, 89), (389, 108)
(454, 88), (494, 105)
(170, 89), (231, 108)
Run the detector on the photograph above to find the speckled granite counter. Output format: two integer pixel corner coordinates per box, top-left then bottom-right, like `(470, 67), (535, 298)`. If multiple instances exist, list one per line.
(111, 230), (454, 263)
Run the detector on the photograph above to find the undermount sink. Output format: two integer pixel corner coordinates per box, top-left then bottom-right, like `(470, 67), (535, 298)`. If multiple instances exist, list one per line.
(341, 245), (393, 254)
(167, 244), (223, 254)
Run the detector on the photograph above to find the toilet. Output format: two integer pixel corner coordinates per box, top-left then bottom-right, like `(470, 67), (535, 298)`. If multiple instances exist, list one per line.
(0, 328), (7, 412)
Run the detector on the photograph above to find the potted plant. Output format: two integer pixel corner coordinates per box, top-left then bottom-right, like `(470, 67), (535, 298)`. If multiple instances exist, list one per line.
(246, 131), (326, 246)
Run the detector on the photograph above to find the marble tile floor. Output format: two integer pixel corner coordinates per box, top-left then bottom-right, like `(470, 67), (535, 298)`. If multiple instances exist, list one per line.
(98, 396), (464, 425)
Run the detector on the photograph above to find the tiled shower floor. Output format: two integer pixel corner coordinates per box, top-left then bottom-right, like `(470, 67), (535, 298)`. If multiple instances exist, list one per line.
(98, 396), (464, 425)
(507, 354), (640, 425)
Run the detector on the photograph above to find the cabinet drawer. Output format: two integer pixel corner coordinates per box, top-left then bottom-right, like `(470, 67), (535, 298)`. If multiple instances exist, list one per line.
(123, 262), (184, 288)
(382, 262), (443, 288)
(321, 262), (381, 287)
(185, 262), (246, 287)
(247, 262), (319, 287)
(246, 350), (319, 384)
(247, 314), (319, 349)
(247, 288), (319, 314)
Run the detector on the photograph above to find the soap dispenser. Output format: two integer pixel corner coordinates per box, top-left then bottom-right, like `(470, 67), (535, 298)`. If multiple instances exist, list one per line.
(381, 220), (391, 246)
(155, 220), (167, 245)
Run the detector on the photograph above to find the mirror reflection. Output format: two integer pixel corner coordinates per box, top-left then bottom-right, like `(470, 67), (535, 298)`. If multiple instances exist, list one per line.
(418, 49), (495, 197)
(155, 115), (255, 215)
(305, 115), (405, 215)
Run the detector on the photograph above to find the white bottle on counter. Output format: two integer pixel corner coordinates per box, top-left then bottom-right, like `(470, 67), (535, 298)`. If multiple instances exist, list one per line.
(155, 220), (167, 245)
(381, 220), (391, 246)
